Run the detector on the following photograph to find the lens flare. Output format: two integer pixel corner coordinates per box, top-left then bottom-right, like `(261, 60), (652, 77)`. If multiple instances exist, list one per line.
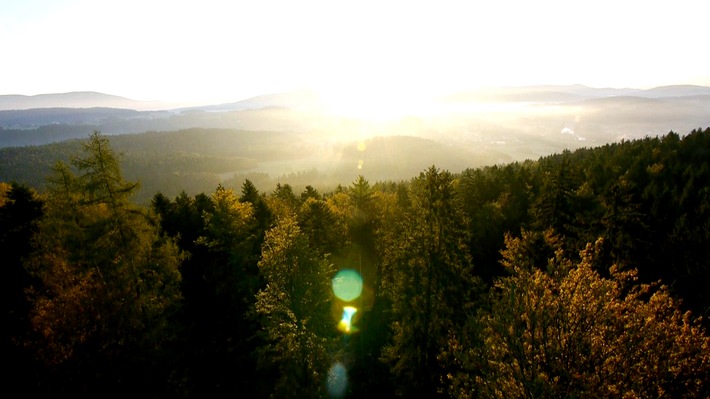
(327, 362), (348, 398)
(332, 269), (363, 302)
(338, 306), (358, 333)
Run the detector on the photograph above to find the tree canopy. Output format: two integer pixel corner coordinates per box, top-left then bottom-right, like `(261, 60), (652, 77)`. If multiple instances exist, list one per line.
(3, 128), (710, 397)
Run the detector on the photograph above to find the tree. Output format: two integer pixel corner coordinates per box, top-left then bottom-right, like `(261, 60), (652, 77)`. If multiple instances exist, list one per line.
(445, 233), (710, 398)
(24, 131), (183, 396)
(0, 182), (45, 395)
(380, 166), (480, 397)
(254, 216), (336, 398)
(240, 178), (273, 234)
(269, 182), (299, 219)
(300, 185), (322, 202)
(530, 154), (579, 249)
(298, 197), (345, 255)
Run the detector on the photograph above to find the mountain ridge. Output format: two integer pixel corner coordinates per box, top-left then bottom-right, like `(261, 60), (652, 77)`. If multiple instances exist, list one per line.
(4, 84), (710, 112)
(1, 84), (710, 154)
(0, 91), (183, 111)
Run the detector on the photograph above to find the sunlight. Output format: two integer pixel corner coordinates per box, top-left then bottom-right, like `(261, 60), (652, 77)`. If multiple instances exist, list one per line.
(317, 86), (436, 121)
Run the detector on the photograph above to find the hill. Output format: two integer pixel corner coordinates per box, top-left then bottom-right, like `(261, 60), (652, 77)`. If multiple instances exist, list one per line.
(0, 91), (177, 111)
(0, 128), (493, 204)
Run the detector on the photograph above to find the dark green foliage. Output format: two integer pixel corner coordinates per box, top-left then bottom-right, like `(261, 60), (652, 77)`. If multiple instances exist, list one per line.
(254, 216), (336, 398)
(298, 197), (343, 254)
(530, 153), (579, 244)
(380, 166), (482, 397)
(152, 185), (268, 398)
(458, 163), (532, 282)
(0, 183), (45, 395)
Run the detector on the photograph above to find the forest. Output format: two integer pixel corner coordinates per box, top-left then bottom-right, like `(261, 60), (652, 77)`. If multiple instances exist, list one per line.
(2, 128), (710, 398)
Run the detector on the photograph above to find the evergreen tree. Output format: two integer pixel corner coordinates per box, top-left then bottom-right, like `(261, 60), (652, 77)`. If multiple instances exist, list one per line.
(531, 154), (578, 248)
(380, 166), (480, 397)
(254, 216), (336, 398)
(298, 197), (344, 255)
(24, 131), (183, 397)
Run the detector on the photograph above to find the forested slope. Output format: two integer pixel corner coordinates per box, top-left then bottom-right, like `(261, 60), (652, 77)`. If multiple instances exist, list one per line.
(0, 128), (481, 204)
(2, 128), (710, 398)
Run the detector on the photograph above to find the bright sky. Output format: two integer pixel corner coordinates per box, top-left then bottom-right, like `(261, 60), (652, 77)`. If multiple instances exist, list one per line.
(2, 0), (709, 108)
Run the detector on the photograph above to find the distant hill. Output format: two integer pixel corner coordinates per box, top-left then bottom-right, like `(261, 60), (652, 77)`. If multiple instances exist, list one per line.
(178, 90), (323, 112)
(0, 107), (142, 127)
(640, 85), (710, 98)
(1, 85), (709, 190)
(0, 91), (179, 111)
(438, 85), (642, 103)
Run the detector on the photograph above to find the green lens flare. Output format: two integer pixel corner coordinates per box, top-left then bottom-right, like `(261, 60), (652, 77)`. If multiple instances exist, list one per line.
(332, 269), (363, 301)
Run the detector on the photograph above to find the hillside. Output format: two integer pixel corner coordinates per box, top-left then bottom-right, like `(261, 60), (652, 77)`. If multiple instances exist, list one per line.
(0, 128), (492, 204)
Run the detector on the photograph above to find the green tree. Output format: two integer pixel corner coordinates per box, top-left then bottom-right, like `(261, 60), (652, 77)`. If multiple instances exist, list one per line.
(25, 131), (183, 396)
(254, 216), (336, 398)
(175, 185), (265, 397)
(530, 154), (579, 248)
(300, 184), (322, 202)
(297, 197), (345, 255)
(240, 178), (273, 234)
(380, 166), (480, 397)
(269, 182), (299, 219)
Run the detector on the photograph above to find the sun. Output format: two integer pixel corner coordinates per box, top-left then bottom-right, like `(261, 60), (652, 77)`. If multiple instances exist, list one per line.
(316, 85), (434, 121)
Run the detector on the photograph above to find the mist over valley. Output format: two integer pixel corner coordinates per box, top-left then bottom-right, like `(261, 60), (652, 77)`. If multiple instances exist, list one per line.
(2, 85), (710, 202)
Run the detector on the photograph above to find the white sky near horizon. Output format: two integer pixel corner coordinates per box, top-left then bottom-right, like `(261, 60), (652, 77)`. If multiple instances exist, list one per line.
(2, 0), (710, 111)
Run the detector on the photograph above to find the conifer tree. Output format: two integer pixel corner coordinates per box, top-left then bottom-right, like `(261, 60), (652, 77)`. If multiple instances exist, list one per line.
(380, 166), (480, 397)
(254, 216), (336, 398)
(25, 131), (183, 396)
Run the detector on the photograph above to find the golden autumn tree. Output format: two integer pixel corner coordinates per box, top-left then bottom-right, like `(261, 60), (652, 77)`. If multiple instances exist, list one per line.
(445, 231), (710, 399)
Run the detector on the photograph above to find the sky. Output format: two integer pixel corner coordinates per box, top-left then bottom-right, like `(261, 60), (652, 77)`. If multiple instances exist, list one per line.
(2, 0), (710, 108)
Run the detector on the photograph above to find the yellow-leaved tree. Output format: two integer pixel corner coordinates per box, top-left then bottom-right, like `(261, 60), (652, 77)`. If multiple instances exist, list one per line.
(444, 230), (710, 398)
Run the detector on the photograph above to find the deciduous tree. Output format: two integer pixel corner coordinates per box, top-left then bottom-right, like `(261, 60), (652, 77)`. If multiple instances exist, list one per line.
(445, 233), (710, 398)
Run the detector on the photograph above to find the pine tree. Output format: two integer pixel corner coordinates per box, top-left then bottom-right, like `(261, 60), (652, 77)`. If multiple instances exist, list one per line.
(380, 166), (480, 397)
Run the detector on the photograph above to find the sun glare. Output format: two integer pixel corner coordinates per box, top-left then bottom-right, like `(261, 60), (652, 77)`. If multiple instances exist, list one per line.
(316, 83), (438, 121)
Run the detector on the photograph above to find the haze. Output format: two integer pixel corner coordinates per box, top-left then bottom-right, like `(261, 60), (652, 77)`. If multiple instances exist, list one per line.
(2, 0), (709, 113)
